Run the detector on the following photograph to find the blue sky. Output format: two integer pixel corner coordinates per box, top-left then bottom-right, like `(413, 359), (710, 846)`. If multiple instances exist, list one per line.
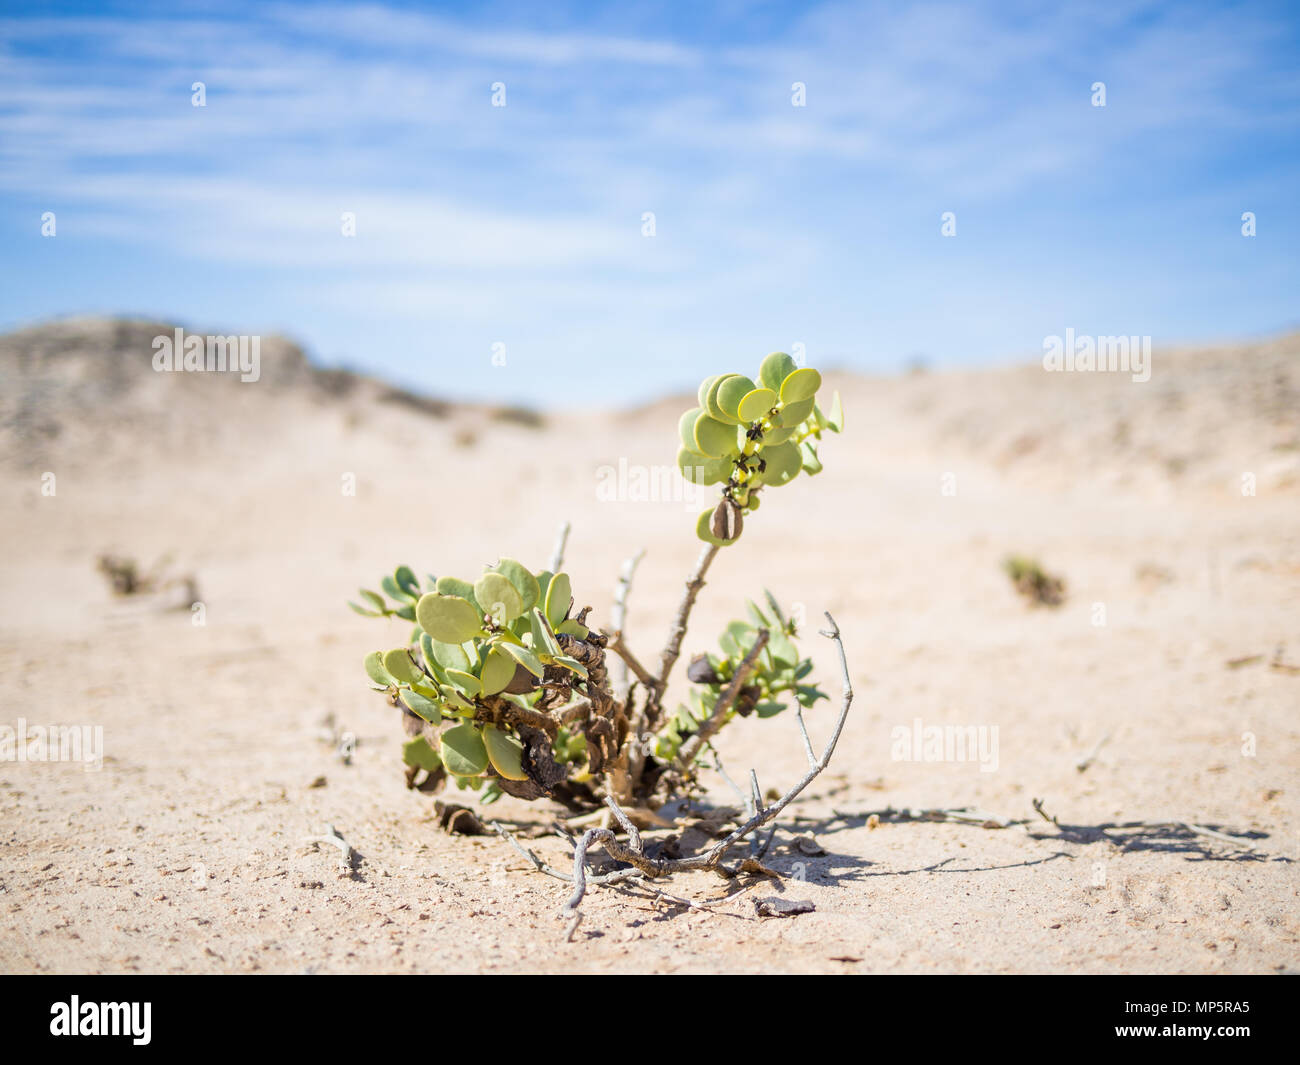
(2, 0), (1298, 405)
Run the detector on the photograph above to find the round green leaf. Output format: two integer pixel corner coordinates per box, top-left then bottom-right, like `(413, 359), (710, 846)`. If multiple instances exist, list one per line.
(762, 440), (802, 486)
(679, 407), (705, 451)
(475, 571), (524, 624)
(716, 375), (756, 420)
(483, 724), (527, 780)
(493, 559), (540, 613)
(364, 651), (396, 687)
(440, 724), (489, 777)
(705, 373), (738, 422)
(479, 646), (516, 696)
(697, 374), (720, 408)
(759, 352), (797, 391)
(434, 576), (479, 609)
(402, 736), (441, 772)
(429, 638), (470, 674)
(776, 396), (815, 428)
(780, 367), (822, 404)
(544, 572), (572, 628)
(501, 640), (546, 679)
(693, 413), (739, 458)
(678, 448), (731, 486)
(382, 648), (424, 685)
(416, 593), (482, 643)
(737, 387), (776, 423)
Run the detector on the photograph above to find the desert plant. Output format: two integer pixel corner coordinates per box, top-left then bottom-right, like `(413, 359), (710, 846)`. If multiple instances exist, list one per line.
(350, 351), (853, 930)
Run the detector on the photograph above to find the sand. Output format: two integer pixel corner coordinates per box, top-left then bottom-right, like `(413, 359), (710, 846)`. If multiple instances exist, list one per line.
(1, 319), (1297, 973)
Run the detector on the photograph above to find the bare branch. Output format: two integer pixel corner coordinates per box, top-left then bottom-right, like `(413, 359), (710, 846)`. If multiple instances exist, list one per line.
(561, 612), (854, 935)
(608, 633), (657, 692)
(646, 543), (721, 732)
(675, 628), (770, 768)
(609, 549), (646, 700)
(549, 520), (571, 572)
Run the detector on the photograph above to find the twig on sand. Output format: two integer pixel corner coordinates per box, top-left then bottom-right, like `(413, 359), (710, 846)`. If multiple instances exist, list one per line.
(302, 824), (354, 874)
(1075, 733), (1111, 773)
(559, 613), (853, 940)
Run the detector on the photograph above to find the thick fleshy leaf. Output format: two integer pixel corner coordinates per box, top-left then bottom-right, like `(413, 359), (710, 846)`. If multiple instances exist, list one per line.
(759, 351), (798, 391)
(826, 390), (844, 432)
(439, 724), (489, 777)
(776, 396), (815, 429)
(382, 648), (424, 685)
(553, 655), (589, 679)
(501, 640), (546, 679)
(416, 593), (482, 644)
(483, 724), (528, 780)
(493, 559), (540, 613)
(478, 646), (516, 696)
(364, 651), (396, 687)
(474, 571), (524, 624)
(801, 440), (824, 474)
(716, 375), (756, 421)
(697, 374), (719, 409)
(704, 373), (738, 422)
(762, 440), (802, 486)
(428, 637), (469, 674)
(435, 576), (480, 610)
(737, 387), (777, 423)
(693, 413), (739, 458)
(399, 688), (442, 722)
(530, 608), (561, 658)
(780, 367), (822, 404)
(394, 565), (421, 598)
(402, 736), (441, 772)
(678, 448), (731, 486)
(544, 572), (571, 628)
(556, 619), (590, 639)
(679, 407), (705, 451)
(444, 668), (482, 697)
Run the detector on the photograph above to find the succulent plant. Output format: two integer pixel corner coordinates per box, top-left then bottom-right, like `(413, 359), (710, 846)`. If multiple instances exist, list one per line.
(678, 352), (843, 546)
(350, 352), (843, 813)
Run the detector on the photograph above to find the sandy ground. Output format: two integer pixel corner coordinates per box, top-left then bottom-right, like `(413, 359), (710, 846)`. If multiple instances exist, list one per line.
(1, 320), (1297, 974)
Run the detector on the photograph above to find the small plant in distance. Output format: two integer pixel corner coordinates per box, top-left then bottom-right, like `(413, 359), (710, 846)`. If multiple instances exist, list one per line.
(350, 352), (853, 933)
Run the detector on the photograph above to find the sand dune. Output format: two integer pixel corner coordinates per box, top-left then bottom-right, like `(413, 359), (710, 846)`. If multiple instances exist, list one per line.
(1, 319), (1296, 973)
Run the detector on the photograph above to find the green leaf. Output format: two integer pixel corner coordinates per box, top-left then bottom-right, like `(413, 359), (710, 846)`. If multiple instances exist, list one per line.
(762, 440), (802, 486)
(530, 607), (561, 658)
(679, 407), (705, 451)
(400, 688), (442, 723)
(678, 448), (732, 486)
(801, 440), (824, 475)
(364, 651), (396, 687)
(737, 387), (777, 423)
(704, 373), (738, 422)
(759, 352), (797, 391)
(393, 603), (416, 622)
(382, 648), (424, 686)
(756, 701), (787, 719)
(394, 565), (421, 599)
(429, 637), (470, 674)
(501, 641), (546, 679)
(544, 572), (572, 628)
(435, 576), (480, 610)
(478, 646), (516, 696)
(493, 559), (540, 613)
(693, 413), (739, 458)
(444, 668), (482, 697)
(826, 390), (844, 432)
(780, 367), (822, 403)
(474, 571), (524, 624)
(716, 375), (757, 421)
(348, 600), (382, 618)
(697, 374), (720, 409)
(776, 396), (815, 429)
(441, 686), (475, 714)
(439, 724), (489, 777)
(695, 507), (732, 547)
(553, 655), (589, 680)
(416, 593), (482, 644)
(483, 724), (528, 780)
(380, 575), (409, 603)
(402, 736), (441, 772)
(556, 619), (589, 639)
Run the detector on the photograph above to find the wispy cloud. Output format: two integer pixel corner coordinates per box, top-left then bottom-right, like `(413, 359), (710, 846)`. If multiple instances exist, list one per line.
(1, 0), (1297, 403)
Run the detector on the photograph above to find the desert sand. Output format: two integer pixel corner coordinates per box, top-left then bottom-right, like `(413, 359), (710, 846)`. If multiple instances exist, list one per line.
(1, 318), (1297, 973)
